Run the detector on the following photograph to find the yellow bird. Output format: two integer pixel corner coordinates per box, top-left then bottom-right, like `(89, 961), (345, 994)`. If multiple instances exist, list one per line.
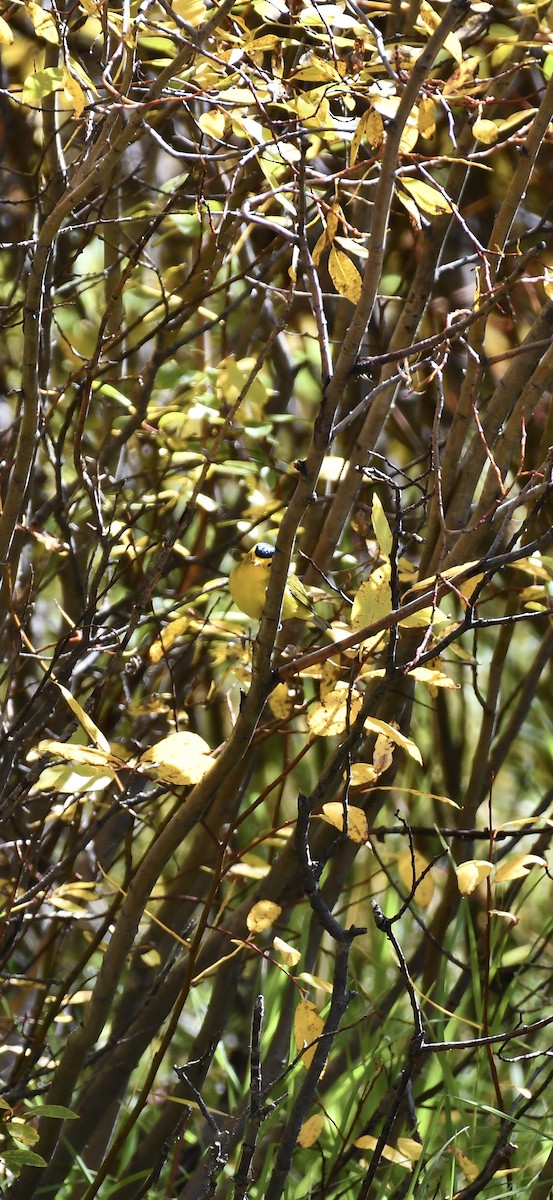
(229, 542), (328, 630)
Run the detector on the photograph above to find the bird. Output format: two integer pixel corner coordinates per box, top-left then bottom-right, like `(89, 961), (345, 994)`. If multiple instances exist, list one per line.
(229, 542), (328, 630)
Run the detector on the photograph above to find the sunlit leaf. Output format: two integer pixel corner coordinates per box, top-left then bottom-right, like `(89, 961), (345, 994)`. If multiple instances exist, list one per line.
(456, 860), (493, 895)
(351, 562), (391, 649)
(139, 731), (212, 786)
(417, 97), (435, 139)
(307, 683), (363, 737)
(353, 1134), (412, 1166)
(397, 1137), (423, 1161)
(364, 717), (423, 765)
(199, 110), (227, 139)
(408, 666), (460, 689)
(22, 67), (65, 104)
(493, 855), (545, 883)
(63, 68), (86, 116)
(171, 0), (207, 24)
(268, 682), (296, 720)
(294, 1000), (324, 1068)
(371, 494), (393, 558)
(350, 762), (379, 787)
(246, 900), (282, 933)
(297, 1113), (325, 1147)
(397, 850), (434, 907)
(0, 14), (14, 42)
(26, 1), (59, 42)
(273, 936), (301, 966)
(350, 107), (383, 166)
(320, 802), (369, 844)
(399, 178), (453, 216)
(328, 246), (362, 304)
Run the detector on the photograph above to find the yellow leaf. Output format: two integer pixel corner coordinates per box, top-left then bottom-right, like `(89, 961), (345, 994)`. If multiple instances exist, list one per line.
(28, 740), (118, 769)
(273, 936), (301, 966)
(294, 1000), (324, 1068)
(489, 909), (519, 926)
(328, 246), (362, 304)
(493, 855), (545, 883)
(320, 803), (369, 844)
(371, 494), (393, 558)
(29, 763), (115, 795)
(291, 55), (340, 82)
(372, 731), (394, 776)
(268, 682), (296, 720)
(397, 1137), (423, 1162)
(26, 1), (59, 42)
(472, 118), (499, 145)
(351, 562), (391, 648)
(399, 178), (452, 216)
(397, 850), (434, 907)
(298, 972), (333, 995)
(397, 187), (422, 231)
(63, 68), (85, 117)
(172, 0), (207, 24)
(354, 1135), (412, 1166)
(454, 1148), (479, 1182)
(350, 107), (383, 166)
(246, 900), (282, 934)
(409, 666), (460, 689)
(298, 1113), (325, 1147)
(399, 605), (449, 627)
(0, 14), (14, 43)
(53, 681), (111, 753)
(149, 615), (190, 662)
(139, 731), (212, 786)
(443, 30), (463, 63)
(307, 683), (363, 737)
(417, 97), (435, 139)
(350, 763), (379, 787)
(456, 860), (493, 896)
(199, 110), (227, 139)
(364, 717), (423, 766)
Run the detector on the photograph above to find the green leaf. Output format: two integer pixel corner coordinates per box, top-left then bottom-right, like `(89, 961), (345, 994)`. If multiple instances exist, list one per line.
(22, 68), (64, 105)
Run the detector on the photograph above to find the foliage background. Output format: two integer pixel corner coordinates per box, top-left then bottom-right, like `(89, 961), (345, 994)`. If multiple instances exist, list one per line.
(1, 0), (553, 1196)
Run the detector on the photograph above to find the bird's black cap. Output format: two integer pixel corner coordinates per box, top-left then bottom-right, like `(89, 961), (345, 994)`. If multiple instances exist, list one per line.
(254, 543), (275, 559)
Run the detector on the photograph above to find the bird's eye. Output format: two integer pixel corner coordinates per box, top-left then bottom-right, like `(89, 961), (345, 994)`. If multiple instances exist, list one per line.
(254, 543), (275, 559)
